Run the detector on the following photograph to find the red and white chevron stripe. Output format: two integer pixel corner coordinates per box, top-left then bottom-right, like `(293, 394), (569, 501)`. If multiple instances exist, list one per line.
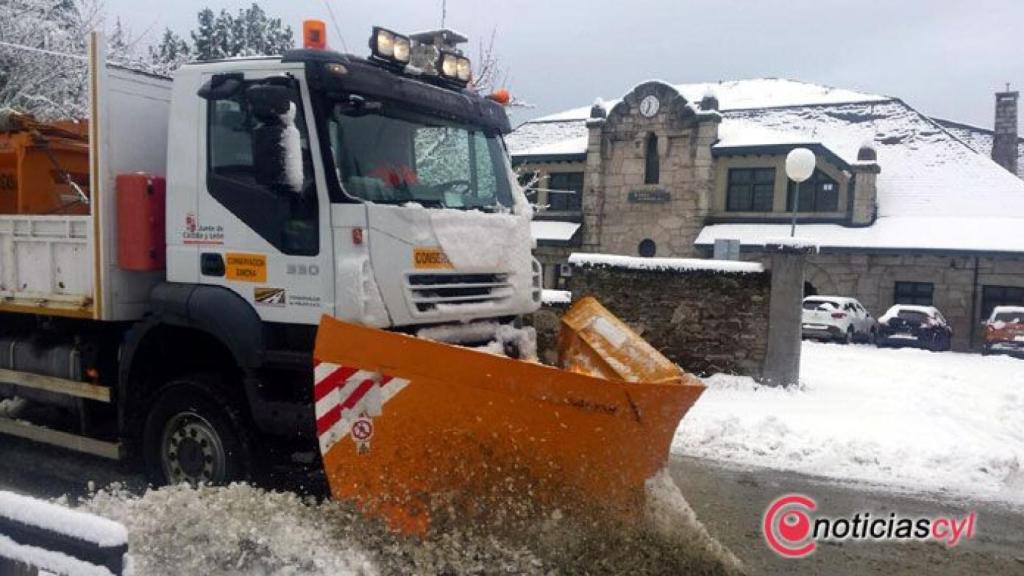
(313, 359), (410, 454)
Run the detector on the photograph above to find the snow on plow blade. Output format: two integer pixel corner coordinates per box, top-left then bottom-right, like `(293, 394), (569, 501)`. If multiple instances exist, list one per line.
(313, 298), (705, 534)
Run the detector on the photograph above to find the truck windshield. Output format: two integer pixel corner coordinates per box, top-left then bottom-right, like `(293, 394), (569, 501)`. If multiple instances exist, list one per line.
(327, 98), (514, 210)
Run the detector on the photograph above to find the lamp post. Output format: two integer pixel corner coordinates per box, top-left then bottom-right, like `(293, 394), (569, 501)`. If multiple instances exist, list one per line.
(785, 148), (816, 237)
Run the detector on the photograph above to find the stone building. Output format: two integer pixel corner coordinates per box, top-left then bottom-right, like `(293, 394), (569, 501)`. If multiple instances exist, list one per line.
(508, 79), (1024, 350)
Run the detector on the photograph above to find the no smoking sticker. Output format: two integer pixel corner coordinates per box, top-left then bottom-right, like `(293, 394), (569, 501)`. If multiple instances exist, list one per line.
(352, 417), (374, 442)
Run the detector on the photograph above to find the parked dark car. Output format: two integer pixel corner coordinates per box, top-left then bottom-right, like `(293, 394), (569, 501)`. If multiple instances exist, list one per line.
(876, 305), (952, 351)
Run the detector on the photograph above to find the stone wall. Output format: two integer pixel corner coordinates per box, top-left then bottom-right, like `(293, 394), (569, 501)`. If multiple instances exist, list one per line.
(563, 262), (771, 377)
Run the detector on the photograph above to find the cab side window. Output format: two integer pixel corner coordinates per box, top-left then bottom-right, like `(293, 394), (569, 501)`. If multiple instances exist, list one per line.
(207, 80), (318, 256)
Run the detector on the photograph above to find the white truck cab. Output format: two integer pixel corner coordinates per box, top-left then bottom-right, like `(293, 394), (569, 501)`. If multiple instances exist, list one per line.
(166, 49), (540, 330)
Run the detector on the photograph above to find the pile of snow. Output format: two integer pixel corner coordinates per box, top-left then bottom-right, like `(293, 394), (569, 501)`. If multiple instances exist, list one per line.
(674, 341), (1024, 504)
(568, 253), (764, 274)
(541, 289), (572, 305)
(72, 481), (739, 576)
(79, 484), (377, 576)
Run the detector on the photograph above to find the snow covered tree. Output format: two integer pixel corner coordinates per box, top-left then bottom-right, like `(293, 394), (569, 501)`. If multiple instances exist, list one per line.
(148, 28), (190, 76)
(0, 0), (102, 119)
(187, 4), (293, 61)
(190, 8), (219, 61)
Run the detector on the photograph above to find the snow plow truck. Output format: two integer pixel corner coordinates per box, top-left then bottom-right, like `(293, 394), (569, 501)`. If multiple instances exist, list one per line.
(0, 26), (705, 533)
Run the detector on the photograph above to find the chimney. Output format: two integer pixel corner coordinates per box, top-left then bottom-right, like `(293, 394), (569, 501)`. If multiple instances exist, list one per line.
(992, 88), (1019, 174)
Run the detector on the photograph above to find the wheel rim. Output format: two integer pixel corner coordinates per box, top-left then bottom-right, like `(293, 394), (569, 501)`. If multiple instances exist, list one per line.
(160, 411), (227, 485)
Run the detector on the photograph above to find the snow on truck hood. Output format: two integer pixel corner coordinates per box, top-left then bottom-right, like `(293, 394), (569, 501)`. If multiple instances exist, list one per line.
(428, 208), (534, 272)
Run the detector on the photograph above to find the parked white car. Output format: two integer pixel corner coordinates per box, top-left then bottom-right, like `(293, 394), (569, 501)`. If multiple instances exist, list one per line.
(801, 296), (878, 343)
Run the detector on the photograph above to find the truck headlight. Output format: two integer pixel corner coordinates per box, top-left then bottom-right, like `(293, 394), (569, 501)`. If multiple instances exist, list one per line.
(438, 51), (471, 84)
(456, 57), (472, 82)
(370, 27), (411, 64)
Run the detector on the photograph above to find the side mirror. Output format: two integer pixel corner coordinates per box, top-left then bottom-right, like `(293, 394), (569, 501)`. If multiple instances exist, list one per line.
(247, 85), (293, 119)
(197, 74), (243, 101)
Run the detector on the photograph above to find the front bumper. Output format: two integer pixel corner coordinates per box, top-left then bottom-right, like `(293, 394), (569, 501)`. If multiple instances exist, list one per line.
(987, 340), (1024, 356)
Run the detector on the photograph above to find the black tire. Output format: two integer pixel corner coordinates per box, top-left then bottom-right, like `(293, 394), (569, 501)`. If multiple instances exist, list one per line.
(142, 375), (253, 487)
(928, 333), (950, 352)
(838, 326), (854, 345)
(868, 328), (877, 345)
(940, 334), (952, 352)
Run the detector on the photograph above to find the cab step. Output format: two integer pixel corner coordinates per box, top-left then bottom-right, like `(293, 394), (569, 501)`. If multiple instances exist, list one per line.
(0, 368), (111, 403)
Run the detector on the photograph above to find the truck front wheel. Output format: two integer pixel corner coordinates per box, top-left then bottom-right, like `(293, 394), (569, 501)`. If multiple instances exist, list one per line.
(142, 377), (252, 487)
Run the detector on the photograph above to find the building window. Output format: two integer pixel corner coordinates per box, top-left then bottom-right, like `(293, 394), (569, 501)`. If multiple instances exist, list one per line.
(787, 170), (839, 212)
(546, 172), (584, 212)
(894, 281), (934, 306)
(638, 238), (656, 257)
(726, 168), (775, 212)
(981, 285), (1024, 319)
(644, 133), (659, 185)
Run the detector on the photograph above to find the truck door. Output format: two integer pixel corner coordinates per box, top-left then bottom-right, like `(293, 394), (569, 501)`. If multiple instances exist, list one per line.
(196, 70), (335, 325)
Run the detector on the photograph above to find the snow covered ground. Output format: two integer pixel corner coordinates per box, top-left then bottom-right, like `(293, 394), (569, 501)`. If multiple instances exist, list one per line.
(674, 341), (1024, 505)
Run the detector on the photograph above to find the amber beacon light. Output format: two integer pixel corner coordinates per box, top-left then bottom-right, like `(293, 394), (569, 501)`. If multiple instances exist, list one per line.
(304, 20), (327, 50)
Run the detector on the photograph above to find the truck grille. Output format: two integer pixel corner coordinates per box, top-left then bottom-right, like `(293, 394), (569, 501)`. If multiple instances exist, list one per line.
(406, 273), (513, 313)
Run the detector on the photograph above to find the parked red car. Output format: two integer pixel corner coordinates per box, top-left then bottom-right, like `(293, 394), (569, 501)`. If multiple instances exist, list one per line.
(983, 306), (1024, 357)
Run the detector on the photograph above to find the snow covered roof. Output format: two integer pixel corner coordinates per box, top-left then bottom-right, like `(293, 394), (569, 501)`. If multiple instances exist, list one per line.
(509, 79), (889, 160)
(698, 98), (1024, 253)
(531, 78), (889, 123)
(505, 119), (589, 161)
(696, 216), (1024, 254)
(530, 220), (581, 242)
(568, 253), (764, 274)
(932, 118), (1024, 179)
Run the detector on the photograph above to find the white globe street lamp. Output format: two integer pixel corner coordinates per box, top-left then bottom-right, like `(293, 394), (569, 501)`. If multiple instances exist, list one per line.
(785, 148), (816, 237)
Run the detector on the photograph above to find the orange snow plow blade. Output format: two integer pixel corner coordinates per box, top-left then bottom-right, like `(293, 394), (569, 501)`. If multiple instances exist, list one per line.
(314, 298), (705, 534)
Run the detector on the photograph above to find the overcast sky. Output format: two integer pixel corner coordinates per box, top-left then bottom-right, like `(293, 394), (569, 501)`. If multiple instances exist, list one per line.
(107, 0), (1023, 129)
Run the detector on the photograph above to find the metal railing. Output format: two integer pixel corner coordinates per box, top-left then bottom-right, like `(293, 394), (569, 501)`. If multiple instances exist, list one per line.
(0, 491), (128, 576)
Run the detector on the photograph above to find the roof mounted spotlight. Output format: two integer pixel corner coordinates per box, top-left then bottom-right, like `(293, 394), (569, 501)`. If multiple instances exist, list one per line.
(437, 50), (471, 84)
(369, 27), (411, 65)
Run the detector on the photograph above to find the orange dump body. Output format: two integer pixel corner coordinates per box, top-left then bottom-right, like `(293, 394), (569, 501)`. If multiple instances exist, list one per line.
(314, 298), (705, 534)
(0, 119), (90, 215)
